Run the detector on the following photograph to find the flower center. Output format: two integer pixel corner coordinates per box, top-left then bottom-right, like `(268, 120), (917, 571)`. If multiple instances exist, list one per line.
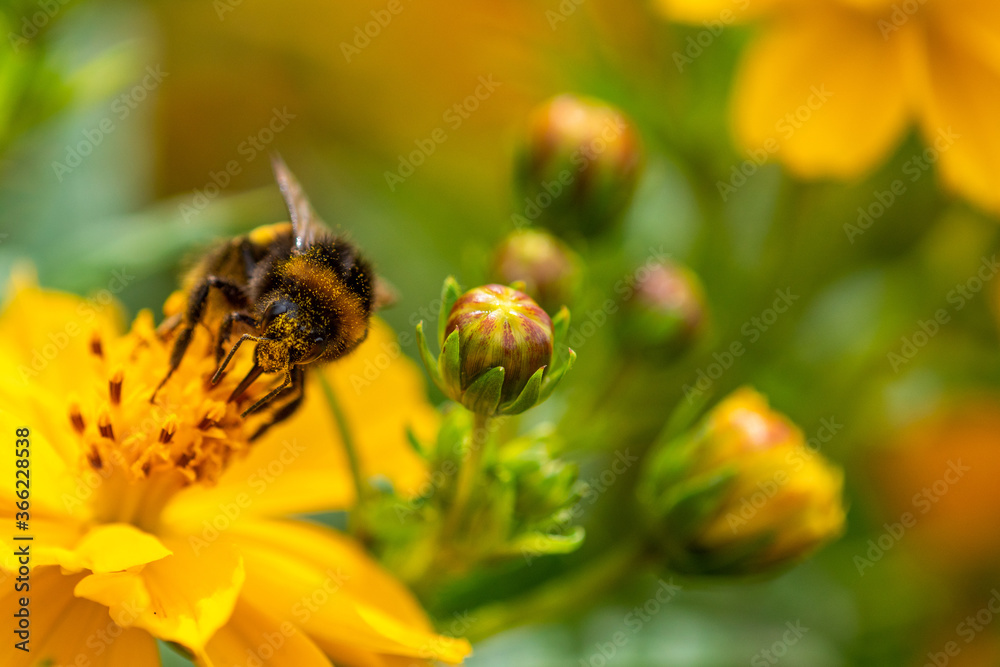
(65, 310), (266, 531)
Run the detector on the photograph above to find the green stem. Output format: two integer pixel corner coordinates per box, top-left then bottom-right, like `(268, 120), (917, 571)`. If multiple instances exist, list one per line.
(318, 374), (366, 523)
(445, 411), (491, 536)
(465, 540), (644, 642)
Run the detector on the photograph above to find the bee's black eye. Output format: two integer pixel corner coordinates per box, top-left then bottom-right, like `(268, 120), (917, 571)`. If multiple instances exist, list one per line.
(262, 298), (296, 328)
(295, 337), (327, 365)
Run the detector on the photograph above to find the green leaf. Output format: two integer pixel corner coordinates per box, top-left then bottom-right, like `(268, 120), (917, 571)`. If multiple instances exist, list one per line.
(503, 526), (586, 558)
(500, 366), (546, 415)
(438, 276), (462, 344)
(415, 322), (444, 392)
(539, 348), (576, 402)
(551, 306), (571, 352)
(440, 328), (462, 399)
(463, 366), (505, 415)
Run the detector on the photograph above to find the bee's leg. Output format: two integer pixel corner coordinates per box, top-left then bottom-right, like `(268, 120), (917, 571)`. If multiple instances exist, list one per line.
(216, 311), (257, 364)
(248, 366), (305, 442)
(239, 237), (257, 276)
(239, 368), (293, 418)
(151, 276), (248, 403)
(156, 313), (182, 339)
(214, 334), (260, 385)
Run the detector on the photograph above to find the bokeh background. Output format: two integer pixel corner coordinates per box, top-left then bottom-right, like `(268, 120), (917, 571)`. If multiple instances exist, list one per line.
(3, 0), (1000, 665)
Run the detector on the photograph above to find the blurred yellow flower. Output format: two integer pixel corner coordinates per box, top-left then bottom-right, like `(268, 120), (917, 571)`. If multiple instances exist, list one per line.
(639, 387), (845, 575)
(0, 273), (469, 666)
(660, 0), (1000, 214)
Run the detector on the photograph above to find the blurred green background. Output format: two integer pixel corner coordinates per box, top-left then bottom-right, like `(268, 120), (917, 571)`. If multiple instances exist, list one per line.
(4, 1), (1000, 665)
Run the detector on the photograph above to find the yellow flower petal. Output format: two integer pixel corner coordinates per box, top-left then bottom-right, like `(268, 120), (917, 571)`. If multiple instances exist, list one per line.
(75, 537), (244, 654)
(228, 519), (471, 665)
(934, 0), (1000, 77)
(0, 397), (92, 518)
(330, 320), (439, 497)
(915, 3), (1000, 214)
(0, 516), (85, 571)
(0, 566), (159, 667)
(41, 523), (172, 573)
(835, 0), (899, 12)
(731, 5), (911, 178)
(655, 0), (780, 23)
(201, 598), (333, 667)
(0, 273), (125, 401)
(162, 320), (436, 527)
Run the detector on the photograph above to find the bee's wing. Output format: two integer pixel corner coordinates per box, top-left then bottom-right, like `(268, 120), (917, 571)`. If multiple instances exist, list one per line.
(271, 154), (326, 254)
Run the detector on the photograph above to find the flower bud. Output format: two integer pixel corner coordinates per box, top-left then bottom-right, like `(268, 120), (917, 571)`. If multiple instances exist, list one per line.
(620, 260), (707, 355)
(446, 285), (552, 410)
(638, 388), (845, 576)
(417, 279), (576, 416)
(515, 94), (642, 238)
(490, 229), (582, 312)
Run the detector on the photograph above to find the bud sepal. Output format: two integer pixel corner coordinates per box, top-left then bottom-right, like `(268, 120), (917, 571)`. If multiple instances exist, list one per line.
(417, 279), (575, 416)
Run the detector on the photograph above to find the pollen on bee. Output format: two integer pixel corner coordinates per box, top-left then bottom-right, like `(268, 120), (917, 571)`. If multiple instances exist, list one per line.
(69, 404), (86, 434)
(109, 369), (124, 405)
(98, 411), (115, 440)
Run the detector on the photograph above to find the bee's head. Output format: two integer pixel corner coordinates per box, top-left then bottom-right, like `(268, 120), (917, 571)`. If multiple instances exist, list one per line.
(257, 296), (329, 370)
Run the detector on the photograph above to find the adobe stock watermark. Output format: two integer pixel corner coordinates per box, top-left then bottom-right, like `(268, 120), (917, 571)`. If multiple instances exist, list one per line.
(887, 254), (997, 372)
(17, 268), (135, 384)
(393, 416), (512, 522)
(844, 127), (959, 243)
(522, 448), (638, 565)
(546, 0), (587, 30)
(213, 0), (243, 20)
(921, 588), (1000, 667)
(510, 113), (630, 229)
(672, 0), (751, 72)
(179, 106), (296, 223)
(750, 621), (810, 666)
(68, 601), (143, 665)
(52, 66), (169, 182)
(854, 459), (968, 575)
(718, 85), (833, 201)
(683, 288), (799, 401)
(579, 579), (681, 667)
(7, 0), (72, 51)
(557, 246), (671, 352)
(878, 0), (928, 40)
(239, 568), (350, 667)
(188, 438), (307, 555)
(726, 417), (843, 533)
(340, 0), (412, 62)
(384, 75), (501, 191)
(415, 611), (477, 660)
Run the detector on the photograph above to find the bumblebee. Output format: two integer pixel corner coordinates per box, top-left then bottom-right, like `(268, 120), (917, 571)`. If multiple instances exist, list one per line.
(152, 156), (389, 439)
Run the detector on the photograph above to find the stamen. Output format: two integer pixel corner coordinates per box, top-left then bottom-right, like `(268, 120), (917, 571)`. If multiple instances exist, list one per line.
(197, 403), (226, 431)
(87, 445), (103, 470)
(98, 412), (115, 440)
(109, 370), (124, 405)
(90, 332), (104, 358)
(158, 418), (177, 444)
(69, 404), (85, 434)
